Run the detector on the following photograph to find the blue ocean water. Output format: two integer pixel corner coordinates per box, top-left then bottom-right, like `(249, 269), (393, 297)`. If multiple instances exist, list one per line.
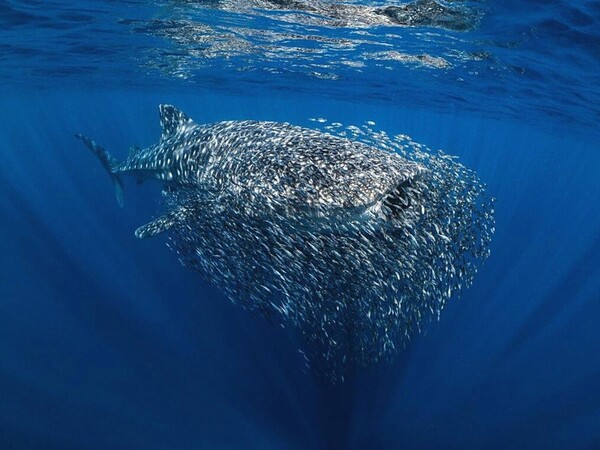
(1, 1), (599, 449)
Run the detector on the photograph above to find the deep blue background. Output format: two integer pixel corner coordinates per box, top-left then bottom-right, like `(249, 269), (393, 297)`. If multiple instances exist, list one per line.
(1, 0), (600, 448)
(1, 89), (598, 449)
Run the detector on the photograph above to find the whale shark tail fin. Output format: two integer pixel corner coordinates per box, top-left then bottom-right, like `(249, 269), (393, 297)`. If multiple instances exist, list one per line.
(75, 134), (124, 207)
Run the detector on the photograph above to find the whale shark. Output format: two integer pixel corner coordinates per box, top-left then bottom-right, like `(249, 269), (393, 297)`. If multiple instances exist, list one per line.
(78, 105), (425, 238)
(77, 105), (494, 380)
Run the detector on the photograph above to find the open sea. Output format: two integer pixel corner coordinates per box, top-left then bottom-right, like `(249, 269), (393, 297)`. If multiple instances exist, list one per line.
(1, 1), (599, 448)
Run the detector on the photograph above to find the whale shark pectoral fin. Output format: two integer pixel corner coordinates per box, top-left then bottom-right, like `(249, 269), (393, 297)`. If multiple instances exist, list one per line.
(158, 104), (193, 140)
(134, 203), (194, 239)
(135, 211), (179, 239)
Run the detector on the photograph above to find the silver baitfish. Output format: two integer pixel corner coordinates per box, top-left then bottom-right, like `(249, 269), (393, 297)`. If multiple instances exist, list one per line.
(77, 105), (494, 381)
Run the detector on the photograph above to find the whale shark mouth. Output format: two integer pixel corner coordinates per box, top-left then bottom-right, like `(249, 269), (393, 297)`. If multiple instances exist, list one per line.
(380, 177), (418, 220)
(361, 165), (425, 224)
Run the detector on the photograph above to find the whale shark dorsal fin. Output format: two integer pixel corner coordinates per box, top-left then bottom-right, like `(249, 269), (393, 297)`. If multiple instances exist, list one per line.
(159, 104), (192, 140)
